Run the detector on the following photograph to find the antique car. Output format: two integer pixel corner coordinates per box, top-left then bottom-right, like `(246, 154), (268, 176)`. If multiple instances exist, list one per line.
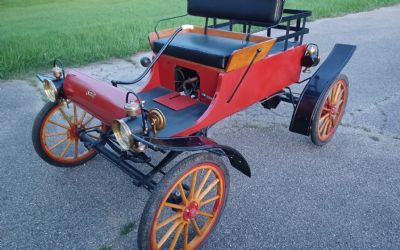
(32, 0), (356, 249)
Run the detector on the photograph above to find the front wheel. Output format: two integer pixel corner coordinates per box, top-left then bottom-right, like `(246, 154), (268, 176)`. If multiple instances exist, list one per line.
(32, 100), (105, 167)
(138, 153), (230, 250)
(310, 74), (349, 146)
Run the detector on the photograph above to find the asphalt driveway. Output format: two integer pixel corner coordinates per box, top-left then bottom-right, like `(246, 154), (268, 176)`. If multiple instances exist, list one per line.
(1, 5), (400, 249)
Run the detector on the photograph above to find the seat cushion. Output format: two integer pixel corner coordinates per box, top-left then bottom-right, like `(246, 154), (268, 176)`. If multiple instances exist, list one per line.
(153, 33), (255, 69)
(188, 0), (285, 25)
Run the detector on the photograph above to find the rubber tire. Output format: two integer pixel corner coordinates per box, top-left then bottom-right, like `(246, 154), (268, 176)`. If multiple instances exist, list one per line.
(32, 101), (97, 168)
(138, 152), (230, 250)
(310, 74), (349, 146)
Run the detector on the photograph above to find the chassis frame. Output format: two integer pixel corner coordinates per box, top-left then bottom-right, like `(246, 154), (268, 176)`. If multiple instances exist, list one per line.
(80, 128), (250, 191)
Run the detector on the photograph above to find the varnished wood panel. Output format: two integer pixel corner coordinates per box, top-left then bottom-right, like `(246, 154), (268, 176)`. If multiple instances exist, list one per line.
(226, 39), (276, 72)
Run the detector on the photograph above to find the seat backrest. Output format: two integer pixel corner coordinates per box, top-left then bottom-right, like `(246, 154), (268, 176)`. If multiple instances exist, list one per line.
(187, 0), (285, 25)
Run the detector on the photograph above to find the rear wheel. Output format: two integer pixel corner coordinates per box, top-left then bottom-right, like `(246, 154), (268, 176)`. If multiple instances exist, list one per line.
(32, 100), (105, 167)
(311, 74), (349, 146)
(138, 153), (229, 250)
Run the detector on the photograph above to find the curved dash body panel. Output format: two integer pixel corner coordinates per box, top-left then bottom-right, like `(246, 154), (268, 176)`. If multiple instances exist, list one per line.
(62, 45), (306, 137)
(63, 70), (127, 126)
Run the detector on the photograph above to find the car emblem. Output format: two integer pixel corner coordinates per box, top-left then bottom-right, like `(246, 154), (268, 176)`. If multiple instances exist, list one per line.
(86, 90), (96, 98)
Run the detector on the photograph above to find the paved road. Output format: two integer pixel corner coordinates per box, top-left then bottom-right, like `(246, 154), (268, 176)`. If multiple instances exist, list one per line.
(1, 5), (400, 250)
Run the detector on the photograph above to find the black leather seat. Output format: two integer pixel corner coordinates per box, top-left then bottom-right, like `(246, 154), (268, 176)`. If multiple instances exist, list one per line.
(152, 0), (285, 68)
(153, 33), (255, 69)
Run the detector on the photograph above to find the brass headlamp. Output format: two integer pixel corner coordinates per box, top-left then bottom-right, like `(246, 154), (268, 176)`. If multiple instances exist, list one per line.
(112, 118), (147, 152)
(112, 108), (166, 152)
(112, 119), (135, 151)
(41, 59), (65, 102)
(43, 79), (59, 102)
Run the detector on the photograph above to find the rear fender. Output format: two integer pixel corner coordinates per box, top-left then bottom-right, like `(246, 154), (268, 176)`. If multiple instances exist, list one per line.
(290, 44), (357, 136)
(133, 135), (251, 177)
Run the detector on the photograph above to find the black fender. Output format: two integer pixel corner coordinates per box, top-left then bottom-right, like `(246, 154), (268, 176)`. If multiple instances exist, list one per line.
(132, 135), (251, 177)
(290, 43), (357, 136)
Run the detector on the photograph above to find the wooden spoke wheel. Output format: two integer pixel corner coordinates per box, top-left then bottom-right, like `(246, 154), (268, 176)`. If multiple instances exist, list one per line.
(311, 74), (349, 146)
(32, 100), (106, 167)
(138, 153), (229, 250)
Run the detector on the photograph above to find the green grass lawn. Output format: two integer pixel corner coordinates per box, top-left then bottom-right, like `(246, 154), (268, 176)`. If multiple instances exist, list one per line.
(1, 0), (399, 79)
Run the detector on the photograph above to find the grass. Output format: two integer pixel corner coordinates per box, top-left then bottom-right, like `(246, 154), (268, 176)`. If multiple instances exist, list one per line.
(99, 246), (112, 250)
(119, 222), (136, 236)
(1, 0), (400, 79)
(369, 135), (380, 142)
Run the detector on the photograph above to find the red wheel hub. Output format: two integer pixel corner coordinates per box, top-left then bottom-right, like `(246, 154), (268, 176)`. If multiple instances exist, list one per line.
(330, 105), (337, 115)
(68, 125), (78, 139)
(183, 202), (199, 221)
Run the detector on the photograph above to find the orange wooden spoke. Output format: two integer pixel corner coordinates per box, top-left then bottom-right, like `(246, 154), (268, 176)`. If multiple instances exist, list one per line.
(330, 85), (338, 104)
(332, 87), (339, 104)
(322, 106), (330, 112)
(165, 202), (185, 210)
(197, 210), (214, 219)
(158, 221), (182, 249)
(321, 126), (327, 137)
(328, 91), (334, 104)
(73, 104), (78, 124)
(169, 223), (184, 250)
(335, 89), (344, 104)
(200, 195), (220, 207)
(60, 139), (73, 158)
(178, 183), (188, 205)
(326, 92), (333, 106)
(189, 170), (198, 200)
(320, 113), (329, 122)
(46, 131), (67, 137)
(333, 86), (342, 103)
(48, 120), (69, 129)
(322, 120), (330, 136)
(49, 137), (68, 151)
(74, 139), (79, 158)
(58, 107), (73, 126)
(79, 111), (87, 125)
(333, 83), (341, 102)
(319, 117), (329, 134)
(191, 219), (202, 236)
(318, 117), (328, 131)
(156, 213), (182, 230)
(198, 179), (219, 201)
(322, 119), (330, 135)
(330, 117), (336, 127)
(328, 118), (335, 131)
(318, 122), (325, 135)
(183, 223), (189, 250)
(195, 169), (212, 198)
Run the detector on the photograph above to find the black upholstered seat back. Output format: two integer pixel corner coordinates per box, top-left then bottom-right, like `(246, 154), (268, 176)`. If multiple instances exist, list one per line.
(188, 0), (285, 25)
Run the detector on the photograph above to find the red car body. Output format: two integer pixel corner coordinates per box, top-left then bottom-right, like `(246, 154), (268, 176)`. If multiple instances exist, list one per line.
(63, 45), (306, 136)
